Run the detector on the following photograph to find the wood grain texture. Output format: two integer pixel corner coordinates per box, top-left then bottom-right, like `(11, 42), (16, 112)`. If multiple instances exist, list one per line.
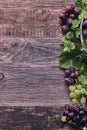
(0, 0), (76, 129)
(0, 106), (75, 130)
(0, 0), (75, 9)
(0, 0), (75, 37)
(0, 38), (70, 107)
(0, 38), (73, 130)
(0, 106), (78, 130)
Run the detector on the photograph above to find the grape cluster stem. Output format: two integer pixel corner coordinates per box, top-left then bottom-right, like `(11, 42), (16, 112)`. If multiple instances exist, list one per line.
(61, 0), (66, 8)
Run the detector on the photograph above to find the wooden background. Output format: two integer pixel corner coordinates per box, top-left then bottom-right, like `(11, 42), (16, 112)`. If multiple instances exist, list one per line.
(0, 0), (77, 130)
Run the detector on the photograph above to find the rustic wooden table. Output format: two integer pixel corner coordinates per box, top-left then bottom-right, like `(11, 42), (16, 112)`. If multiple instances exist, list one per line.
(0, 0), (76, 130)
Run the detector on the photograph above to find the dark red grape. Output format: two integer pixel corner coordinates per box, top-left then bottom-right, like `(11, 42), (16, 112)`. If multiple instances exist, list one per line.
(67, 18), (73, 27)
(74, 71), (80, 78)
(74, 7), (82, 16)
(61, 25), (69, 35)
(82, 29), (87, 38)
(69, 14), (75, 19)
(64, 69), (71, 76)
(59, 13), (66, 20)
(66, 4), (75, 13)
(64, 77), (75, 85)
(70, 72), (75, 78)
(68, 112), (74, 119)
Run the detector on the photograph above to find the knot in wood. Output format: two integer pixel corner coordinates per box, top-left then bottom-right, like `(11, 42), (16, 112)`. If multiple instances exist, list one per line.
(0, 73), (4, 81)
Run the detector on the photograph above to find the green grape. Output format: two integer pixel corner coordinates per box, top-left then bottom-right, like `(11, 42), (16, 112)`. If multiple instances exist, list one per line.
(70, 92), (75, 98)
(70, 92), (79, 99)
(77, 85), (82, 90)
(81, 88), (86, 94)
(75, 90), (81, 96)
(71, 99), (79, 104)
(80, 97), (86, 104)
(85, 91), (87, 96)
(74, 94), (80, 99)
(69, 85), (76, 92)
(61, 116), (67, 123)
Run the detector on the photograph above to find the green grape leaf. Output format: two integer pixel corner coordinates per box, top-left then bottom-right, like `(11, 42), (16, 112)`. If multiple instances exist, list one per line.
(66, 32), (74, 40)
(82, 0), (87, 11)
(79, 10), (87, 19)
(72, 19), (81, 29)
(80, 53), (87, 67)
(81, 41), (87, 51)
(75, 29), (81, 38)
(76, 0), (87, 11)
(75, 0), (82, 8)
(59, 49), (82, 69)
(63, 40), (75, 52)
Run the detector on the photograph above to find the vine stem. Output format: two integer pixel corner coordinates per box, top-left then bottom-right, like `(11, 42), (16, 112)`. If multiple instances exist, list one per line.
(80, 18), (84, 45)
(61, 0), (66, 8)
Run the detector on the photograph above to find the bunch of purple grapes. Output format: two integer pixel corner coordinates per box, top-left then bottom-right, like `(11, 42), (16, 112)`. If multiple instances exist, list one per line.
(64, 67), (80, 85)
(82, 20), (87, 39)
(59, 4), (82, 35)
(61, 104), (87, 128)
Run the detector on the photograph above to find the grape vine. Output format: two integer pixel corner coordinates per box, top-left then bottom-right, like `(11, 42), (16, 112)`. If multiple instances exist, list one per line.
(59, 0), (87, 129)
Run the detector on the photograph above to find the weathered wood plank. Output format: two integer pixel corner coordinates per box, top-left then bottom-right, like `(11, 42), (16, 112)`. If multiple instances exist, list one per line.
(0, 38), (70, 106)
(0, 9), (61, 37)
(0, 0), (75, 9)
(0, 106), (76, 130)
(0, 0), (75, 37)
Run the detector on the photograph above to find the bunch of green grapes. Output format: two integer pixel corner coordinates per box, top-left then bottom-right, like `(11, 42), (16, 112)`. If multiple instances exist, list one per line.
(69, 84), (87, 104)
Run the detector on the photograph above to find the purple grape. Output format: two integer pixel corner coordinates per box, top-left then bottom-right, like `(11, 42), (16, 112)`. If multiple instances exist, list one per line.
(70, 72), (75, 78)
(74, 107), (79, 113)
(82, 20), (87, 28)
(61, 25), (69, 35)
(69, 14), (75, 19)
(64, 69), (71, 76)
(82, 29), (87, 38)
(84, 107), (87, 114)
(67, 18), (73, 27)
(74, 71), (80, 78)
(59, 13), (66, 20)
(66, 116), (71, 121)
(63, 110), (69, 116)
(66, 4), (75, 13)
(64, 77), (75, 85)
(72, 116), (77, 122)
(79, 110), (85, 116)
(76, 115), (81, 122)
(74, 7), (82, 16)
(68, 112), (74, 119)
